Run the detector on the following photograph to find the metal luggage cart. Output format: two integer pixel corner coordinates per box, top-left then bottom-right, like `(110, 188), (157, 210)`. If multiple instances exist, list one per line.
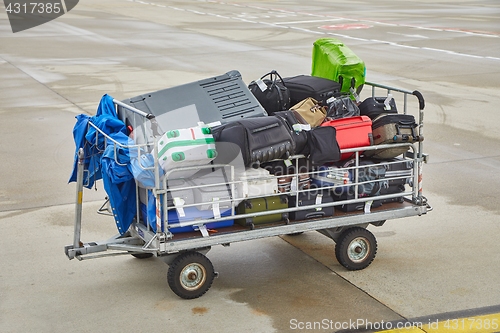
(65, 82), (431, 299)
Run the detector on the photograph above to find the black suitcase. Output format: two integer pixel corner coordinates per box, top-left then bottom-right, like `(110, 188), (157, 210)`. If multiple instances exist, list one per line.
(288, 190), (334, 220)
(379, 184), (406, 203)
(329, 159), (386, 212)
(282, 75), (341, 106)
(377, 158), (414, 204)
(211, 116), (294, 167)
(379, 158), (414, 187)
(358, 96), (398, 120)
(248, 70), (291, 115)
(272, 110), (309, 156)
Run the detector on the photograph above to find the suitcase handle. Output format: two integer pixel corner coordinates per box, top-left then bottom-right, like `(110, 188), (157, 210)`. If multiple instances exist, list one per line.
(259, 70), (288, 111)
(395, 121), (420, 142)
(393, 134), (424, 143)
(304, 211), (326, 219)
(261, 70), (287, 88)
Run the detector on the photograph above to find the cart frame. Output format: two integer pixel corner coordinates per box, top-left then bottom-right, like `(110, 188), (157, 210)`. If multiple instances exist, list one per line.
(65, 81), (431, 299)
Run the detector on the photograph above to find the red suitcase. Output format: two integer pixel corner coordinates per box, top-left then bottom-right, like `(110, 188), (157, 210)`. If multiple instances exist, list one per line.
(321, 116), (373, 160)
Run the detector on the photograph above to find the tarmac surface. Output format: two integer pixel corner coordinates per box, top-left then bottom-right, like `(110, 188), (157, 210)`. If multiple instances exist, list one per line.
(1, 1), (500, 332)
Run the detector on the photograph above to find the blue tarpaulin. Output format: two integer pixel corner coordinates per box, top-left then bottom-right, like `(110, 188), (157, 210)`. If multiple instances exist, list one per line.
(69, 94), (140, 234)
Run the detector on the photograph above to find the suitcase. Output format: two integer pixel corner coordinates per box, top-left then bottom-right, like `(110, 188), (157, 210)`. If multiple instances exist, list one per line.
(238, 167), (279, 198)
(321, 159), (386, 212)
(310, 165), (351, 196)
(211, 116), (294, 167)
(166, 207), (234, 234)
(139, 193), (234, 233)
(288, 190), (334, 220)
(377, 158), (414, 204)
(236, 195), (289, 229)
(118, 70), (267, 143)
(379, 158), (414, 188)
(321, 116), (373, 161)
(157, 124), (217, 178)
(139, 181), (195, 213)
(311, 38), (366, 94)
(261, 158), (312, 194)
(364, 114), (421, 159)
(277, 174), (311, 194)
(379, 184), (406, 204)
(272, 110), (310, 156)
(359, 96), (398, 120)
(248, 70), (291, 114)
(166, 179), (195, 207)
(187, 168), (242, 212)
(281, 75), (341, 106)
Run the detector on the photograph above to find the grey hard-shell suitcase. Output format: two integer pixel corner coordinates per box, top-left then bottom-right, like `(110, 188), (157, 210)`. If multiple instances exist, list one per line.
(365, 114), (422, 159)
(118, 70), (267, 143)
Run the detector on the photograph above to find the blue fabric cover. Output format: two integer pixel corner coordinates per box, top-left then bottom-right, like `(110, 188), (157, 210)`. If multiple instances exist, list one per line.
(101, 132), (137, 234)
(69, 94), (138, 234)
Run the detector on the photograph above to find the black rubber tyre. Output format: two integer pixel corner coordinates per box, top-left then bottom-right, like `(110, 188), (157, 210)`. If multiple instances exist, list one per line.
(130, 252), (154, 259)
(335, 227), (377, 271)
(167, 252), (215, 299)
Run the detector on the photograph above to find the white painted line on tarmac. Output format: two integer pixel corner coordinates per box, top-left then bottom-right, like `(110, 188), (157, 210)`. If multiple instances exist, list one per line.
(200, 0), (500, 38)
(387, 32), (429, 39)
(126, 0), (500, 61)
(275, 19), (343, 25)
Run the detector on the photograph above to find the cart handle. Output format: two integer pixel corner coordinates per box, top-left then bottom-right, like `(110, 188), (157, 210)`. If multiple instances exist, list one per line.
(113, 99), (161, 137)
(412, 90), (425, 110)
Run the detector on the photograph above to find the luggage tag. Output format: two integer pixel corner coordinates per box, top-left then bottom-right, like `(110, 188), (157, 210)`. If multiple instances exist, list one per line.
(326, 96), (337, 104)
(292, 123), (311, 132)
(290, 177), (298, 193)
(206, 121), (222, 128)
(255, 79), (268, 92)
(212, 198), (221, 219)
(364, 200), (373, 214)
(315, 193), (323, 211)
(173, 197), (186, 217)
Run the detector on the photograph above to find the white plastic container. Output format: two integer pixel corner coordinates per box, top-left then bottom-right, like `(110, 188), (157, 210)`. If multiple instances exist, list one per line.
(237, 168), (278, 198)
(157, 124), (217, 178)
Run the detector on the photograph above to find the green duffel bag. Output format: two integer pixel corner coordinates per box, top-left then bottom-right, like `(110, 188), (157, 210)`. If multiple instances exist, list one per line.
(311, 37), (366, 94)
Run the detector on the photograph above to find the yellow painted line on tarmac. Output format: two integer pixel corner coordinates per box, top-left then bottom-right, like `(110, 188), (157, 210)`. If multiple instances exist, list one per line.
(377, 312), (500, 333)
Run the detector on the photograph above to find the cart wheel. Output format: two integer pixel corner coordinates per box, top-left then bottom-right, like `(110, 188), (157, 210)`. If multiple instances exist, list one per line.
(167, 252), (215, 299)
(335, 227), (377, 271)
(130, 252), (154, 259)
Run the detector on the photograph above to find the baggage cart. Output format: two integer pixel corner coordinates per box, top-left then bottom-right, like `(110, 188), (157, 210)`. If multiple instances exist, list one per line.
(65, 81), (431, 299)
